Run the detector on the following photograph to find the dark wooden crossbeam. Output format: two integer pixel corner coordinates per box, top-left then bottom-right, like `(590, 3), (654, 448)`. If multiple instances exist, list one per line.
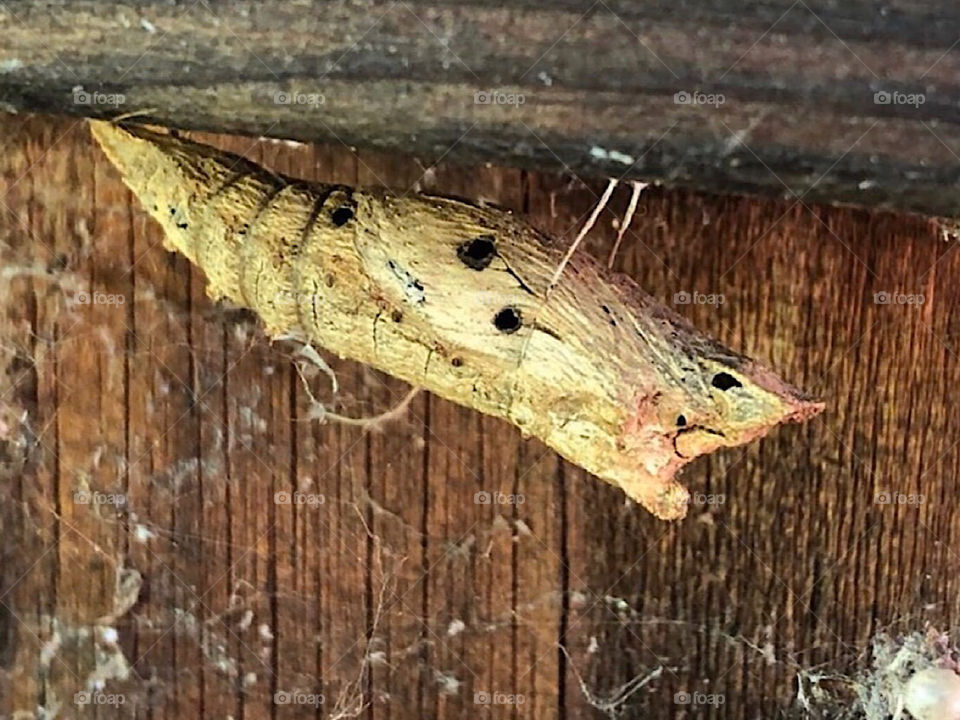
(1, 0), (958, 217)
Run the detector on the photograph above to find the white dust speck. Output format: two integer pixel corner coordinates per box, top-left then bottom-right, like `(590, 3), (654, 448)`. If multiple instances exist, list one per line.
(39, 630), (62, 668)
(435, 671), (461, 695)
(238, 610), (254, 631)
(590, 146), (635, 165)
(367, 650), (389, 667)
(132, 523), (156, 543)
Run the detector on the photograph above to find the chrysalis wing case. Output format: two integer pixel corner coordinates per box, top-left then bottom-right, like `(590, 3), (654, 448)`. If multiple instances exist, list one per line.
(91, 121), (823, 520)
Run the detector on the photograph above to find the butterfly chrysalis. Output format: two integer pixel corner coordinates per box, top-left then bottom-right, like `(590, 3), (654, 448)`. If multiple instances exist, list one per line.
(91, 121), (823, 520)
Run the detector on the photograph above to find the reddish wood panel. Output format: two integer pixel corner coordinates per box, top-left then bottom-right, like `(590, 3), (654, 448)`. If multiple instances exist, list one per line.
(1, 113), (959, 719)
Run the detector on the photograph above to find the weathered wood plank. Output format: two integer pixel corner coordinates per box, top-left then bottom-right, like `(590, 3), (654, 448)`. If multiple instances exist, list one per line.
(1, 1), (959, 217)
(2, 112), (960, 720)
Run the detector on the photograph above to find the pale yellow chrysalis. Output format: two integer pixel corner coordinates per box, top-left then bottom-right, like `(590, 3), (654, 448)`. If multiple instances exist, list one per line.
(90, 121), (822, 520)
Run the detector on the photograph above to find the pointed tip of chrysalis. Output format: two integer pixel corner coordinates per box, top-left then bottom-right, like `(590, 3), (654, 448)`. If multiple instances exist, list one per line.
(740, 360), (825, 425)
(624, 353), (824, 520)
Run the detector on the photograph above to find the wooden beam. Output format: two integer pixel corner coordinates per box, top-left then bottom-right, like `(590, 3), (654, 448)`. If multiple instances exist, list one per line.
(1, 0), (958, 217)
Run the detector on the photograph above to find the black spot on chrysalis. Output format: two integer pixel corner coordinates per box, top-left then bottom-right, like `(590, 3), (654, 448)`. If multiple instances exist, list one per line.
(451, 357), (463, 367)
(676, 415), (687, 427)
(331, 207), (354, 227)
(711, 372), (742, 391)
(457, 236), (497, 270)
(601, 305), (616, 327)
(493, 307), (522, 333)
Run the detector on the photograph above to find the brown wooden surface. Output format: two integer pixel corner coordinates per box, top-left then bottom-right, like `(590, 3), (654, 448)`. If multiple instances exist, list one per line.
(2, 0), (960, 218)
(1, 113), (960, 719)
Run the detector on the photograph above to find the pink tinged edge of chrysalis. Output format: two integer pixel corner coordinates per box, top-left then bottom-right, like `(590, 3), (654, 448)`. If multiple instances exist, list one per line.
(619, 363), (825, 477)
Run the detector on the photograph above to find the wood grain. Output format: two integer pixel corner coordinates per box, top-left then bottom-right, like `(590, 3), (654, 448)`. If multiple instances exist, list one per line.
(1, 113), (960, 719)
(1, 1), (959, 218)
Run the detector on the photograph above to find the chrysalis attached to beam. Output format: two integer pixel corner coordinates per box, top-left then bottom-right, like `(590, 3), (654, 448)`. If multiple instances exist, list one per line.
(91, 121), (823, 520)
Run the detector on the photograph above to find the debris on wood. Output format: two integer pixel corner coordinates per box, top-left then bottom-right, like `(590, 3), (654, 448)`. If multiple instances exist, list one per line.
(794, 629), (960, 719)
